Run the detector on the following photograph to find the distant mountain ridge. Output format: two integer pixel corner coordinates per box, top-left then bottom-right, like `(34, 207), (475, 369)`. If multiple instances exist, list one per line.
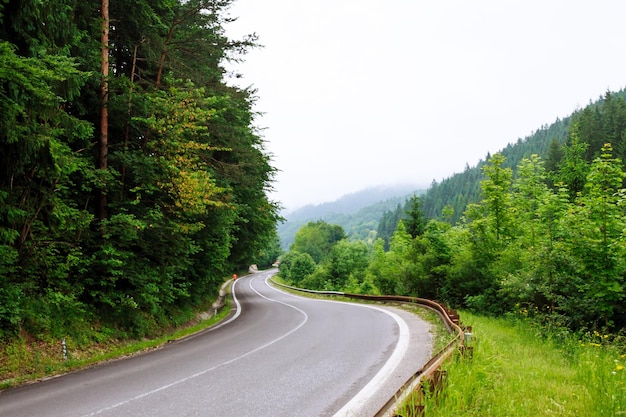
(284, 184), (423, 218)
(278, 184), (424, 249)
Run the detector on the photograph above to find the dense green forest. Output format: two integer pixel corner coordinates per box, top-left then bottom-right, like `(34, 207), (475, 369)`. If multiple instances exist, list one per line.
(0, 0), (281, 341)
(280, 90), (626, 331)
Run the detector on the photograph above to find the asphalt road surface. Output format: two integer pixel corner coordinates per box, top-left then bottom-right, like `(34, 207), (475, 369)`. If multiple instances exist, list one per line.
(0, 269), (433, 417)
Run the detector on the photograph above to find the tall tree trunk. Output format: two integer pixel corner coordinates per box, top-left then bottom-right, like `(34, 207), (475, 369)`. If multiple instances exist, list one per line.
(98, 0), (109, 220)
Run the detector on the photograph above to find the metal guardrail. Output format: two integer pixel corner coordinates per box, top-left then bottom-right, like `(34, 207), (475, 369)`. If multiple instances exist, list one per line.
(269, 278), (467, 416)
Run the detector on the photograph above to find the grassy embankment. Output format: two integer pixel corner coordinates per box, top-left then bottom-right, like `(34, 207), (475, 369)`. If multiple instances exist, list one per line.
(0, 286), (234, 390)
(396, 312), (626, 417)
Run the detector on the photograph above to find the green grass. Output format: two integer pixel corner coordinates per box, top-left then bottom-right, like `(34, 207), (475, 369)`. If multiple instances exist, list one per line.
(0, 296), (233, 390)
(396, 313), (626, 416)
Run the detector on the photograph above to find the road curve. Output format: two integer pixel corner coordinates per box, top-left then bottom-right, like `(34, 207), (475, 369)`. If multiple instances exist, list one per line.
(0, 269), (433, 417)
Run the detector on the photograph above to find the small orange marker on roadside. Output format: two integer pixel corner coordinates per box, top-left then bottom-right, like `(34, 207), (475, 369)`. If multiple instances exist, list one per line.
(233, 274), (237, 280)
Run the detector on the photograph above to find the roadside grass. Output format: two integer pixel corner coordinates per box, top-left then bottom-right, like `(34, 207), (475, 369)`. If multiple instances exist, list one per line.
(395, 312), (626, 417)
(0, 291), (233, 390)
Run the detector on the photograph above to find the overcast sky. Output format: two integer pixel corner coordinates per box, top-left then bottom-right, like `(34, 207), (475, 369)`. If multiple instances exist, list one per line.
(225, 0), (626, 211)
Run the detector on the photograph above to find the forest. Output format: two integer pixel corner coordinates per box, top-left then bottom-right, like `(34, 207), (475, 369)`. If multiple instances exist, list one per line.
(0, 0), (282, 341)
(4, 0), (626, 350)
(280, 91), (626, 331)
(420, 89), (626, 224)
(277, 184), (421, 250)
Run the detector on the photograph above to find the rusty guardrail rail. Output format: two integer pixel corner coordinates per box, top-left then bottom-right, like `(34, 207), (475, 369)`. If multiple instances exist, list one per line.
(269, 278), (467, 416)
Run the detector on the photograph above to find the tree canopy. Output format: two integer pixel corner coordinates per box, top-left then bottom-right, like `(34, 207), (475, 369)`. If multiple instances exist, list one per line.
(0, 0), (281, 339)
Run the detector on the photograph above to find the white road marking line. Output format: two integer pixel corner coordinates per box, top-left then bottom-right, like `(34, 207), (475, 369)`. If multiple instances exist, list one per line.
(331, 306), (409, 417)
(263, 274), (410, 417)
(82, 275), (308, 417)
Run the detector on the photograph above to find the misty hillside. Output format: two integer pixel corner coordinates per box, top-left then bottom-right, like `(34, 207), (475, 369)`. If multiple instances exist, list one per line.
(279, 88), (626, 250)
(419, 116), (569, 223)
(278, 184), (423, 249)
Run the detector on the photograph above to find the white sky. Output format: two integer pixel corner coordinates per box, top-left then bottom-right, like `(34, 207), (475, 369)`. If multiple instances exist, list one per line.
(225, 0), (626, 211)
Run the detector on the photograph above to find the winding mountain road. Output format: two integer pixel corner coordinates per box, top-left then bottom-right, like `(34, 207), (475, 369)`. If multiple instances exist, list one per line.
(0, 269), (433, 417)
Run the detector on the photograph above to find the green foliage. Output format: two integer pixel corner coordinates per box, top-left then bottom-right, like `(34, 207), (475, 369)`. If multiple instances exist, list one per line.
(556, 125), (590, 199)
(280, 221), (376, 292)
(567, 144), (626, 326)
(402, 194), (426, 238)
(376, 203), (404, 250)
(255, 231), (283, 268)
(289, 221), (346, 263)
(480, 153), (514, 244)
(366, 239), (396, 295)
(0, 0), (280, 340)
(0, 269), (22, 338)
(278, 251), (316, 286)
(325, 240), (370, 290)
(422, 146), (626, 329)
(360, 223), (417, 296)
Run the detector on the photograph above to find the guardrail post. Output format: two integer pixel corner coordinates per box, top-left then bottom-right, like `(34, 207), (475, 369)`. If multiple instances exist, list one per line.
(430, 369), (447, 396)
(446, 309), (459, 325)
(423, 368), (447, 403)
(464, 327), (473, 344)
(460, 345), (474, 359)
(401, 368), (447, 417)
(399, 386), (425, 417)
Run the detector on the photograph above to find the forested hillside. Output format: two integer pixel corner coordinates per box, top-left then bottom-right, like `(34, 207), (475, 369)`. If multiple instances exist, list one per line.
(420, 89), (626, 223)
(279, 89), (626, 331)
(0, 0), (281, 341)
